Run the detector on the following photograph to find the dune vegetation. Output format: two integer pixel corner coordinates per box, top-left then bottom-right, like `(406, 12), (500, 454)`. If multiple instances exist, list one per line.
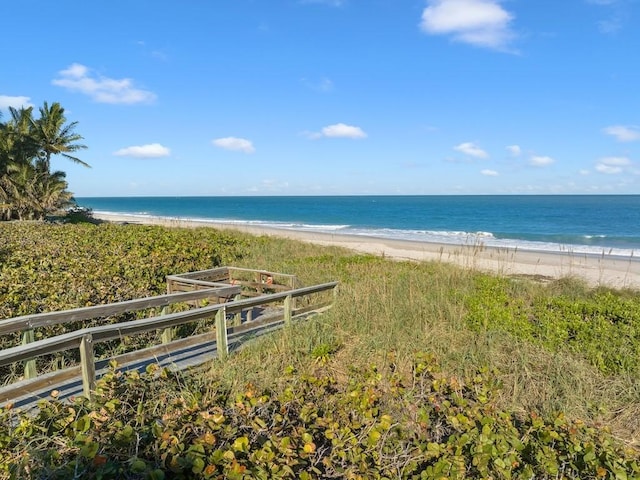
(1, 221), (639, 479)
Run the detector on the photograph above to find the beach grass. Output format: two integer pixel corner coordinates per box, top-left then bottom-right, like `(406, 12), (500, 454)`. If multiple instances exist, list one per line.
(222, 237), (640, 441)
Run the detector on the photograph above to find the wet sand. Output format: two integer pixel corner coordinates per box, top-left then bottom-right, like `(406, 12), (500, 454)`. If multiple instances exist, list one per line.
(94, 213), (640, 290)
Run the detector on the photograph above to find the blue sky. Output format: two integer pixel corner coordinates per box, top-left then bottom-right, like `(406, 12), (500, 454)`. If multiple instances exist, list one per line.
(2, 0), (639, 196)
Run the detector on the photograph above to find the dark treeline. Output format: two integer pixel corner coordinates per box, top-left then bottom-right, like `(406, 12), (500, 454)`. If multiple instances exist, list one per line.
(0, 102), (88, 221)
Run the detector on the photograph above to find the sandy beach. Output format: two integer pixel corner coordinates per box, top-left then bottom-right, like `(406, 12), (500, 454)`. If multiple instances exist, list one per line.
(94, 213), (640, 290)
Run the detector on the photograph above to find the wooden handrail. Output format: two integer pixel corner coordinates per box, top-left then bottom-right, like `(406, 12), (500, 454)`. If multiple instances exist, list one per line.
(165, 266), (229, 280)
(227, 266), (297, 278)
(0, 281), (338, 369)
(164, 277), (230, 288)
(0, 330), (84, 366)
(0, 286), (240, 336)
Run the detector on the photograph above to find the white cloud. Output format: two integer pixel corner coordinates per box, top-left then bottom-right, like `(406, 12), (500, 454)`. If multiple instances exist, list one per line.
(212, 137), (256, 153)
(595, 156), (631, 174)
(322, 123), (367, 138)
(506, 144), (521, 156)
(603, 125), (640, 142)
(454, 142), (489, 158)
(481, 169), (499, 176)
(420, 0), (515, 50)
(596, 164), (622, 174)
(113, 143), (170, 158)
(0, 95), (34, 109)
(529, 155), (555, 167)
(579, 169), (591, 175)
(306, 123), (367, 139)
(52, 63), (157, 104)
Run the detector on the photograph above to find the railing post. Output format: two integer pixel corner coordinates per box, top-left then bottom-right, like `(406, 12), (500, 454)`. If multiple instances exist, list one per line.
(215, 307), (228, 359)
(21, 329), (37, 379)
(284, 295), (292, 326)
(79, 334), (96, 399)
(160, 306), (174, 344)
(256, 272), (263, 294)
(233, 295), (242, 327)
(289, 276), (297, 311)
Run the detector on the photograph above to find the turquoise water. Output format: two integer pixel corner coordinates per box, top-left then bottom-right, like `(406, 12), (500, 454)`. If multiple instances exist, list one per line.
(77, 195), (640, 257)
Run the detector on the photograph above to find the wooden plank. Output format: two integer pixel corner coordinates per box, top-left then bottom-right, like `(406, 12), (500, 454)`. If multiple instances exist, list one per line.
(0, 332), (82, 367)
(0, 287), (240, 336)
(227, 266), (296, 280)
(236, 281), (291, 292)
(223, 282), (338, 314)
(293, 300), (333, 316)
(105, 331), (218, 369)
(166, 266), (229, 281)
(163, 277), (227, 288)
(0, 366), (82, 406)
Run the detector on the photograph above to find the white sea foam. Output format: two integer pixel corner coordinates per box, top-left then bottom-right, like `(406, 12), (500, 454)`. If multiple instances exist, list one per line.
(94, 211), (638, 259)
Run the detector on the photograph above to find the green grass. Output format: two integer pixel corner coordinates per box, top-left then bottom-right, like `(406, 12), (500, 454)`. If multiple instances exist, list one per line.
(226, 243), (640, 441)
(1, 222), (640, 478)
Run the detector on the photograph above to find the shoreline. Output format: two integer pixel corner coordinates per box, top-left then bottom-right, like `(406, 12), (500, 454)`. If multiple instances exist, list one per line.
(93, 213), (640, 290)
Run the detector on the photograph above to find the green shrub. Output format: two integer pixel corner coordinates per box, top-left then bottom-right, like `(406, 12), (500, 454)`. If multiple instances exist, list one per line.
(2, 354), (638, 479)
(464, 274), (640, 375)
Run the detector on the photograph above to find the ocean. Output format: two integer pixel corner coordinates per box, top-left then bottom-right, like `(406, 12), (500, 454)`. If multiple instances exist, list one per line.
(76, 195), (640, 258)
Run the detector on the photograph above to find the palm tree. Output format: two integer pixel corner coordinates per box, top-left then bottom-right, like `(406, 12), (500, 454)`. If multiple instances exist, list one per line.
(1, 107), (39, 169)
(0, 174), (11, 220)
(1, 163), (40, 220)
(35, 170), (74, 218)
(30, 102), (89, 172)
(0, 102), (88, 221)
(0, 108), (38, 220)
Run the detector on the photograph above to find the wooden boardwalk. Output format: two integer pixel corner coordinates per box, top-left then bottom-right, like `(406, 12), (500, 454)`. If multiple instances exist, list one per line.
(0, 267), (337, 411)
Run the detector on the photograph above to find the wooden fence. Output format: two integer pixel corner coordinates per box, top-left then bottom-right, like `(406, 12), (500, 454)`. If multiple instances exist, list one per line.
(0, 267), (337, 407)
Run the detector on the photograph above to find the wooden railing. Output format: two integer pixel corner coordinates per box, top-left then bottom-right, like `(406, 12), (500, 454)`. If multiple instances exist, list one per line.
(0, 281), (338, 402)
(0, 286), (239, 380)
(167, 266), (298, 296)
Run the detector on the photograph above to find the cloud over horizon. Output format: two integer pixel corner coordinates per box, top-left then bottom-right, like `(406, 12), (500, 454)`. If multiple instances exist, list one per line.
(113, 143), (170, 158)
(212, 137), (256, 153)
(52, 63), (157, 104)
(306, 123), (367, 139)
(529, 155), (555, 167)
(506, 144), (521, 156)
(420, 0), (515, 50)
(603, 125), (640, 142)
(481, 169), (499, 176)
(454, 142), (489, 158)
(595, 156), (631, 174)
